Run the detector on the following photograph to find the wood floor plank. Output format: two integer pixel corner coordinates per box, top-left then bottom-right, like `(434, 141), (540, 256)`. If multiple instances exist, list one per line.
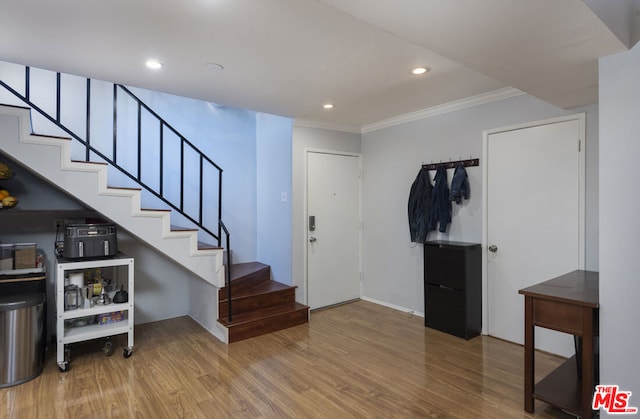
(1, 300), (573, 418)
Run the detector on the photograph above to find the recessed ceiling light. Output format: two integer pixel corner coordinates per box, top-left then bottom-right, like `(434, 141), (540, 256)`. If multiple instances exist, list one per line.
(323, 103), (334, 110)
(411, 67), (429, 75)
(145, 59), (163, 70)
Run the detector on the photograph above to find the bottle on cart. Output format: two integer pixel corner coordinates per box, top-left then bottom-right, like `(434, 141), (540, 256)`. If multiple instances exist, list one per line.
(92, 268), (103, 296)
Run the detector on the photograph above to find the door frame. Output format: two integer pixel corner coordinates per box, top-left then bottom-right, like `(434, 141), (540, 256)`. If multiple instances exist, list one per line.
(303, 148), (362, 307)
(481, 113), (586, 335)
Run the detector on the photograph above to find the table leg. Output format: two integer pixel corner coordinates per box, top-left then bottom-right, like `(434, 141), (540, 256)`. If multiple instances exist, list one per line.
(582, 308), (594, 418)
(524, 296), (534, 413)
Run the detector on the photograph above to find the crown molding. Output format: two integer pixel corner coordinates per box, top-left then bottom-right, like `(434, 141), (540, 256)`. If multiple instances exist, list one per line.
(293, 118), (362, 134)
(361, 87), (525, 134)
(293, 87), (524, 135)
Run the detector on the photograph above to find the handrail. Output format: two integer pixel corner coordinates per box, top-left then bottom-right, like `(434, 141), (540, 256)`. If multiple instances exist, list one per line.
(219, 219), (232, 322)
(0, 66), (222, 245)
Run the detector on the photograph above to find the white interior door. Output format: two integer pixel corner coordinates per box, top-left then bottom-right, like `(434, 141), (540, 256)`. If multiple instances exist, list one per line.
(307, 151), (360, 309)
(485, 115), (585, 357)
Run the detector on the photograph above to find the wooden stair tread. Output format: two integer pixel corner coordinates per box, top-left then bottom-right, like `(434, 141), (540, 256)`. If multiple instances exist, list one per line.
(220, 280), (293, 301)
(106, 186), (142, 192)
(71, 160), (107, 165)
(218, 302), (308, 326)
(171, 225), (198, 232)
(218, 261), (271, 299)
(33, 133), (71, 141)
(230, 262), (269, 282)
(197, 241), (220, 250)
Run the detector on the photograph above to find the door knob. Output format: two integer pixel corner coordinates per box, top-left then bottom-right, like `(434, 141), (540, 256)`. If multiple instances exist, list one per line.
(309, 236), (317, 243)
(488, 245), (498, 252)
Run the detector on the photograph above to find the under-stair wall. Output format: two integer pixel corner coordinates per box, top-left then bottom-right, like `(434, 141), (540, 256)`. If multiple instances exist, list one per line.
(0, 106), (228, 342)
(0, 146), (216, 340)
(0, 106), (224, 284)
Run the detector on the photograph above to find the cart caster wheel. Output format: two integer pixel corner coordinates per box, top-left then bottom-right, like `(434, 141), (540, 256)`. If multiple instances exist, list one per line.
(58, 362), (70, 372)
(102, 341), (113, 357)
(123, 347), (133, 358)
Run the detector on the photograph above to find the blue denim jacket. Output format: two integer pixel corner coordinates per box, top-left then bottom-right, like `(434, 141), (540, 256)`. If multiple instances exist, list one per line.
(427, 165), (451, 233)
(449, 163), (469, 204)
(407, 167), (432, 242)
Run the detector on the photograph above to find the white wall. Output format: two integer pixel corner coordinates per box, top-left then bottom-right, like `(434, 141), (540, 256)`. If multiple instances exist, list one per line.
(256, 113), (294, 284)
(291, 125), (361, 302)
(127, 87), (259, 263)
(599, 43), (640, 407)
(361, 94), (599, 313)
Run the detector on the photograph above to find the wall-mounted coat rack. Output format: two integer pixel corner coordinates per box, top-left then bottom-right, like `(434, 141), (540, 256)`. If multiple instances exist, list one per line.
(422, 158), (479, 171)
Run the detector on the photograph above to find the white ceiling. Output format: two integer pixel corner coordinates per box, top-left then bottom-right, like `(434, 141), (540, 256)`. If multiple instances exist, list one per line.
(0, 0), (634, 131)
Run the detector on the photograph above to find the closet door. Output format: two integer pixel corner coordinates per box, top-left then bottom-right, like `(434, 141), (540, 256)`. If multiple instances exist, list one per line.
(484, 115), (585, 357)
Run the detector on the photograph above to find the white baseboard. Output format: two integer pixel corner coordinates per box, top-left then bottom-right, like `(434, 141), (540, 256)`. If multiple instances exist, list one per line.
(360, 296), (425, 318)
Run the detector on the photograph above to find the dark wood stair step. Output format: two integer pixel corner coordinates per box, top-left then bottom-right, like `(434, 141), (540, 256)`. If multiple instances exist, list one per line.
(218, 262), (271, 299)
(216, 261), (309, 342)
(219, 303), (309, 343)
(230, 262), (270, 282)
(219, 282), (296, 315)
(170, 225), (197, 232)
(220, 278), (293, 301)
(197, 241), (220, 250)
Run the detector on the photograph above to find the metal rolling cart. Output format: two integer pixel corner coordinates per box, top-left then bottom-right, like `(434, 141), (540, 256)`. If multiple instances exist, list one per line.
(55, 253), (134, 372)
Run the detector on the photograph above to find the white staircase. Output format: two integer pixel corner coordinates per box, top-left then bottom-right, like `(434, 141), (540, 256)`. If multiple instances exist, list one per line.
(0, 104), (225, 287)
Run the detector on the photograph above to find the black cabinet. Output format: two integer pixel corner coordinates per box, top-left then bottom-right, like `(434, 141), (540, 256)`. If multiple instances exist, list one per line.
(424, 240), (481, 339)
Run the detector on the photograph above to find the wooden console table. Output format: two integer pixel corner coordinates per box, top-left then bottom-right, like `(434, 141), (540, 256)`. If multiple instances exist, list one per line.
(518, 270), (599, 418)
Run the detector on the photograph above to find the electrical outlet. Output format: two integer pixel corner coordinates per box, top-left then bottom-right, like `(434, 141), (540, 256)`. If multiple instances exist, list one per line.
(53, 218), (64, 232)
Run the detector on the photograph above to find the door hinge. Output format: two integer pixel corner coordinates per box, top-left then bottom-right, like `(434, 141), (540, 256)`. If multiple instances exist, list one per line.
(578, 139), (581, 152)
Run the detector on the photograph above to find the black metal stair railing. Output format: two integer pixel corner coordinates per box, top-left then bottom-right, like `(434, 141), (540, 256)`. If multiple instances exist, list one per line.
(219, 219), (233, 322)
(0, 66), (223, 246)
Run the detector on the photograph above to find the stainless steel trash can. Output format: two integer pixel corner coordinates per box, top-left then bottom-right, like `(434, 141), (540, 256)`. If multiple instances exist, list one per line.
(0, 293), (45, 388)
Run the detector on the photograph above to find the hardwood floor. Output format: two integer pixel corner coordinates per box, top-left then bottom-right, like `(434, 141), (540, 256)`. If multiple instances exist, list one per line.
(1, 300), (573, 418)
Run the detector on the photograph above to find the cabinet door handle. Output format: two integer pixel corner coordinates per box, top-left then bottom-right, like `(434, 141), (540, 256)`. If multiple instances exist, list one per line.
(488, 245), (498, 253)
